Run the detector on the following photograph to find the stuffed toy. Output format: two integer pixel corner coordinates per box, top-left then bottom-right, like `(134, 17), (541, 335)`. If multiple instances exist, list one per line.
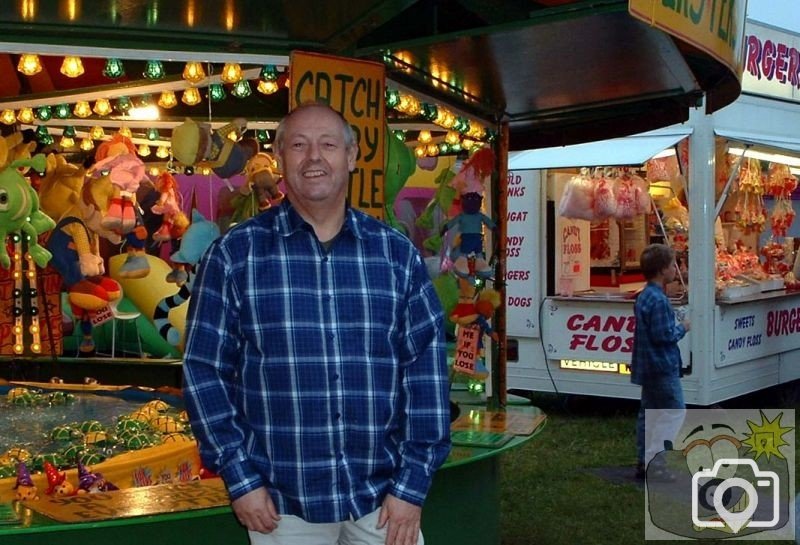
(86, 136), (150, 279)
(383, 125), (416, 231)
(242, 152), (284, 209)
(88, 134), (141, 234)
(440, 191), (496, 279)
(155, 210), (220, 345)
(171, 117), (258, 179)
(440, 148), (496, 279)
(151, 172), (189, 242)
(0, 153), (55, 269)
(0, 131), (36, 171)
(450, 281), (501, 381)
(38, 154), (122, 354)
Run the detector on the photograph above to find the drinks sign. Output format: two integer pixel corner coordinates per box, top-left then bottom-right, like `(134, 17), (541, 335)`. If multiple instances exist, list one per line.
(290, 51), (386, 218)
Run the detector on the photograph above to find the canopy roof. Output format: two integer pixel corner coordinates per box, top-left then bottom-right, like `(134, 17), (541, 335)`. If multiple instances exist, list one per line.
(0, 0), (741, 150)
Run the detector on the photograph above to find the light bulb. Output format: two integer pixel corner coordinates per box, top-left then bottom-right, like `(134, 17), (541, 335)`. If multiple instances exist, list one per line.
(73, 101), (92, 118)
(17, 54), (42, 76)
(181, 87), (201, 106)
(221, 62), (243, 83)
(93, 98), (112, 116)
(182, 61), (206, 84)
(16, 108), (34, 124)
(158, 90), (178, 109)
(60, 56), (85, 78)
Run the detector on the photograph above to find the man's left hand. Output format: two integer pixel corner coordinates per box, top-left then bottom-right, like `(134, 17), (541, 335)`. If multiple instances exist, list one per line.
(377, 494), (422, 545)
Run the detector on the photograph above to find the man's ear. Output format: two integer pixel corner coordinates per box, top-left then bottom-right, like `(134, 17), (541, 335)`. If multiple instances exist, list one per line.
(347, 145), (357, 172)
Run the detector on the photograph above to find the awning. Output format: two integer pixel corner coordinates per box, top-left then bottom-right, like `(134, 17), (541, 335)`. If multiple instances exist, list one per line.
(714, 129), (800, 155)
(508, 127), (692, 170)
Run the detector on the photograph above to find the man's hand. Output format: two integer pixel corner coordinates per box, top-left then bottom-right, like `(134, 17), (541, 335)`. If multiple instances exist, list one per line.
(231, 487), (281, 534)
(377, 494), (422, 545)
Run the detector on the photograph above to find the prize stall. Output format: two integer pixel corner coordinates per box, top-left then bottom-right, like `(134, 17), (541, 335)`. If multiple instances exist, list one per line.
(506, 20), (800, 406)
(0, 1), (748, 543)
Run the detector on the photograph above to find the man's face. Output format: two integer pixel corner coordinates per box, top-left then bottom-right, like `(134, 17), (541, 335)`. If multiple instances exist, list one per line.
(278, 106), (356, 207)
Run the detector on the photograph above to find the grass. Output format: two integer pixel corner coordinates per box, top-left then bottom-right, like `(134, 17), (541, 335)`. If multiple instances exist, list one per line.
(499, 387), (800, 545)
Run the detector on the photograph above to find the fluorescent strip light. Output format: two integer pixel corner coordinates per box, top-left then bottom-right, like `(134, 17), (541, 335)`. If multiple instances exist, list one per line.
(727, 147), (800, 168)
(651, 148), (676, 160)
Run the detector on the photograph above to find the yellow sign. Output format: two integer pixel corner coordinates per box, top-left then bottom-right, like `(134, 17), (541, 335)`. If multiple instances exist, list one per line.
(25, 478), (229, 523)
(560, 359), (631, 374)
(290, 51), (385, 218)
(629, 0), (747, 77)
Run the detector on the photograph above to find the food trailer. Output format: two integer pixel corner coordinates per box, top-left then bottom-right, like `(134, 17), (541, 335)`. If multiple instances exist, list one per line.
(506, 20), (800, 406)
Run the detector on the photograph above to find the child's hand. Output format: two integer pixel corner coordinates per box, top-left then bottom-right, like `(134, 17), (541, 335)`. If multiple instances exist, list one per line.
(681, 320), (691, 332)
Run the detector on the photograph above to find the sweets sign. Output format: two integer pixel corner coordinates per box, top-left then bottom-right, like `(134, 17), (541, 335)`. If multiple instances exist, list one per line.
(715, 298), (800, 367)
(290, 51), (385, 218)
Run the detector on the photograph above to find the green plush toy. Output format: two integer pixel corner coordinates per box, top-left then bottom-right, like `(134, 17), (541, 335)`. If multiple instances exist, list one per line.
(383, 127), (416, 231)
(0, 153), (55, 268)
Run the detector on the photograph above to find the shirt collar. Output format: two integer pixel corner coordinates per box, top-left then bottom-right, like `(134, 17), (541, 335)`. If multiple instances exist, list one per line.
(275, 199), (368, 241)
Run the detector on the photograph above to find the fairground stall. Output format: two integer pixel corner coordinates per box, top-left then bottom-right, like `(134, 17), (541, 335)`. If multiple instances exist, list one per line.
(506, 19), (800, 407)
(0, 1), (745, 544)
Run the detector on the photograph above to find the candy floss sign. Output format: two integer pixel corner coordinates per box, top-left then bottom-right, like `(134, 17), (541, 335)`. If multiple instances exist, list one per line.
(543, 299), (636, 363)
(742, 22), (800, 102)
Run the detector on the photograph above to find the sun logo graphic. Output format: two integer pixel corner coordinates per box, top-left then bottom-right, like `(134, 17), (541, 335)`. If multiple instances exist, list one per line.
(741, 410), (792, 462)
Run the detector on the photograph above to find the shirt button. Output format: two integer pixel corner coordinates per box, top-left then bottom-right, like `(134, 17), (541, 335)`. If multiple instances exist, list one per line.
(322, 256), (329, 263)
(334, 412), (341, 420)
(328, 333), (335, 340)
(332, 374), (339, 381)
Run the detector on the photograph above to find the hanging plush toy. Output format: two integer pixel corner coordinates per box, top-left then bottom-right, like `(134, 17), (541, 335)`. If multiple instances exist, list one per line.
(151, 172), (189, 242)
(87, 135), (150, 279)
(38, 153), (122, 355)
(440, 148), (496, 279)
(450, 280), (501, 381)
(243, 152), (284, 208)
(171, 118), (258, 179)
(0, 153), (55, 269)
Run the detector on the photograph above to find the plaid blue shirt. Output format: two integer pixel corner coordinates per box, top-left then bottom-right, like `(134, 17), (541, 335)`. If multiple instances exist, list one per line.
(182, 201), (451, 523)
(630, 281), (686, 385)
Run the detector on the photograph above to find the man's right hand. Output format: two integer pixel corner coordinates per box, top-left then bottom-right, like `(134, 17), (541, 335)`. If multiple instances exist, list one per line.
(231, 487), (281, 534)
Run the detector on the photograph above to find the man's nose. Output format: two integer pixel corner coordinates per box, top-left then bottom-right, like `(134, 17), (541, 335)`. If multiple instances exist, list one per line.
(306, 142), (321, 160)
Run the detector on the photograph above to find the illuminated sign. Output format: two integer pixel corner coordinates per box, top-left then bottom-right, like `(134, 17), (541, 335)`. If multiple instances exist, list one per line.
(629, 0), (747, 79)
(741, 22), (800, 102)
(560, 359), (631, 374)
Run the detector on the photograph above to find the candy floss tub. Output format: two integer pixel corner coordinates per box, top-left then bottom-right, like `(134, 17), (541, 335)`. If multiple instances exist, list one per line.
(0, 381), (240, 545)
